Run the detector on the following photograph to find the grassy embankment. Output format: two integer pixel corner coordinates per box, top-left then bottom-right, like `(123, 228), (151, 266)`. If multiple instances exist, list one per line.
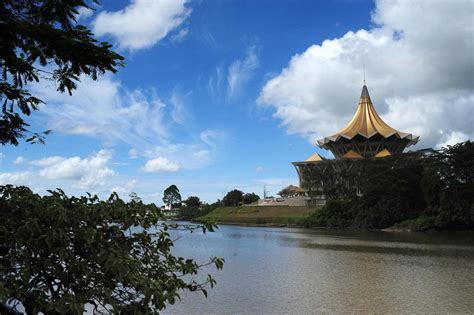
(198, 205), (319, 226)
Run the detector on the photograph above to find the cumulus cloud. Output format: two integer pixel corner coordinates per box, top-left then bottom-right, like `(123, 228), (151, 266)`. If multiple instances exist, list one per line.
(0, 172), (31, 185)
(110, 179), (138, 196)
(227, 46), (259, 99)
(32, 75), (169, 148)
(92, 0), (191, 50)
(31, 74), (224, 172)
(36, 150), (116, 189)
(142, 143), (212, 170)
(142, 157), (180, 173)
(258, 0), (473, 150)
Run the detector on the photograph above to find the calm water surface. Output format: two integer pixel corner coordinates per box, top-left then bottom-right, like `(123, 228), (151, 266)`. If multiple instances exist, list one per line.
(163, 224), (474, 314)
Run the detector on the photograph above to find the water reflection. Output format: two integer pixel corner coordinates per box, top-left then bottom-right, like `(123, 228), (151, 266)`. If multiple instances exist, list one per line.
(164, 225), (474, 314)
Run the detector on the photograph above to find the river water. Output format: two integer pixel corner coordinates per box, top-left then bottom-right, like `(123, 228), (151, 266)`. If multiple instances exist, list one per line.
(163, 224), (474, 314)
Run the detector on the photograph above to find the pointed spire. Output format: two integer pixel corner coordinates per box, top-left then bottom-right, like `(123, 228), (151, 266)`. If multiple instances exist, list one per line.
(318, 85), (419, 144)
(360, 84), (370, 100)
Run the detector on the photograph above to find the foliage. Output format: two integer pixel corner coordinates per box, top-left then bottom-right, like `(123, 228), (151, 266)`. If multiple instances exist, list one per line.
(302, 200), (357, 228)
(184, 196), (201, 208)
(301, 141), (474, 230)
(222, 189), (243, 207)
(162, 185), (181, 209)
(0, 185), (223, 314)
(242, 193), (260, 205)
(0, 0), (124, 145)
(421, 141), (474, 229)
(395, 216), (438, 232)
(179, 196), (202, 220)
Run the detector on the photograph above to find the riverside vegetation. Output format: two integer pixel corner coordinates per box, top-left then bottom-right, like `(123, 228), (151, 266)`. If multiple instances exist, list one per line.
(0, 1), (223, 313)
(200, 141), (473, 231)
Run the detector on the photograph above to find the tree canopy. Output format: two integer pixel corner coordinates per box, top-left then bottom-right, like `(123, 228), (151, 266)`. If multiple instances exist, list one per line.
(242, 192), (260, 205)
(163, 185), (182, 209)
(222, 189), (243, 207)
(0, 0), (124, 145)
(302, 141), (474, 230)
(0, 186), (223, 314)
(184, 196), (201, 208)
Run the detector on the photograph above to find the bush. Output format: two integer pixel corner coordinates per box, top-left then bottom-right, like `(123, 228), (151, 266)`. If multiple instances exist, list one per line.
(302, 200), (357, 228)
(0, 185), (223, 314)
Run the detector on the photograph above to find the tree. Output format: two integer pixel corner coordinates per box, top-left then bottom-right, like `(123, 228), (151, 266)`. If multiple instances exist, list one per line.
(163, 185), (182, 209)
(179, 196), (202, 220)
(222, 189), (243, 207)
(0, 185), (224, 314)
(185, 196), (201, 208)
(242, 192), (260, 205)
(0, 0), (124, 145)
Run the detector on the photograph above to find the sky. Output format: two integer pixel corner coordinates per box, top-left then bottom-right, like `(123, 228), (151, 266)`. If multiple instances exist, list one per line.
(1, 0), (473, 204)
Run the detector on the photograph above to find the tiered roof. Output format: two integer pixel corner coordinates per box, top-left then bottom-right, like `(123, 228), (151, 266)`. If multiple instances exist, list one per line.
(317, 85), (419, 148)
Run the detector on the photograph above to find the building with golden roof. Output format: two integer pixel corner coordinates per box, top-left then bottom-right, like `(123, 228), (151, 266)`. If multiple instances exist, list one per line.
(291, 85), (420, 204)
(317, 85), (419, 159)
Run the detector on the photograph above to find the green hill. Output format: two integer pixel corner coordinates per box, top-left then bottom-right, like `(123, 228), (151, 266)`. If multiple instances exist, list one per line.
(198, 205), (319, 225)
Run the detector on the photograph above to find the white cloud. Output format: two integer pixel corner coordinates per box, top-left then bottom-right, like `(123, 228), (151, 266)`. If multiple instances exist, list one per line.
(92, 0), (191, 50)
(0, 172), (31, 185)
(438, 131), (470, 148)
(199, 129), (226, 148)
(13, 156), (25, 164)
(170, 89), (191, 125)
(142, 157), (180, 173)
(172, 28), (189, 42)
(37, 150), (116, 189)
(227, 46), (259, 99)
(143, 143), (212, 170)
(30, 156), (65, 167)
(76, 6), (94, 21)
(255, 166), (264, 173)
(110, 179), (138, 196)
(31, 74), (224, 172)
(207, 64), (224, 100)
(258, 0), (474, 150)
(32, 76), (169, 148)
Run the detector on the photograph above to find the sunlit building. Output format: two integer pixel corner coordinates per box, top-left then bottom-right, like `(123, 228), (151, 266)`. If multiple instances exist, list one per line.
(292, 85), (419, 204)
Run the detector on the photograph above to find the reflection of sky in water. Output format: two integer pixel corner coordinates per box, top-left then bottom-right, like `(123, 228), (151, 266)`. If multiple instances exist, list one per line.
(164, 225), (474, 314)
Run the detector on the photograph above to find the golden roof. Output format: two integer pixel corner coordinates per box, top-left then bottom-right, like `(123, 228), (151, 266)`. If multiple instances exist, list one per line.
(342, 150), (363, 159)
(375, 148), (391, 157)
(306, 153), (324, 161)
(283, 185), (305, 193)
(318, 85), (419, 146)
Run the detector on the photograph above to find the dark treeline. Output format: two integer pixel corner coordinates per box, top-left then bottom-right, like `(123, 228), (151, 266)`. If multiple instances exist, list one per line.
(302, 141), (474, 231)
(178, 191), (260, 220)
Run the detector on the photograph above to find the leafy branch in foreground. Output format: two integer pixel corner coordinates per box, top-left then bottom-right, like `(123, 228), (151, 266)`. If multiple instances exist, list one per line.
(0, 185), (223, 314)
(0, 0), (124, 145)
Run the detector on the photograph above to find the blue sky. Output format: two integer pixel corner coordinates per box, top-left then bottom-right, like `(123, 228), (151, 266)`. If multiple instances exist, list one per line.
(1, 0), (473, 203)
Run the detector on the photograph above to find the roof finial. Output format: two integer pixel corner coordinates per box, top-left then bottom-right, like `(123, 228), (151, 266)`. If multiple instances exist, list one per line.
(363, 63), (366, 85)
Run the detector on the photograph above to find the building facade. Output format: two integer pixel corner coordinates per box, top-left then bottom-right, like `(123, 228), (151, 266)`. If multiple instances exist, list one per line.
(292, 85), (419, 200)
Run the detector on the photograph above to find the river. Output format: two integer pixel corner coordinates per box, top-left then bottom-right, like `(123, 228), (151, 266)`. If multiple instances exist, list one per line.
(163, 224), (474, 314)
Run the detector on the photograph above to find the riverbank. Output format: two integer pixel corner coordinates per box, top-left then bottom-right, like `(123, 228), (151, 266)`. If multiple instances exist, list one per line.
(197, 205), (318, 225)
(197, 204), (473, 232)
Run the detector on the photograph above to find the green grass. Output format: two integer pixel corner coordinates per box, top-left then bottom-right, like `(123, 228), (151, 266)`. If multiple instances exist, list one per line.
(197, 206), (319, 225)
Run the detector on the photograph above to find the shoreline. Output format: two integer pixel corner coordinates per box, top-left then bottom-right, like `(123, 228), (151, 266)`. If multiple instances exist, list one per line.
(189, 219), (472, 233)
